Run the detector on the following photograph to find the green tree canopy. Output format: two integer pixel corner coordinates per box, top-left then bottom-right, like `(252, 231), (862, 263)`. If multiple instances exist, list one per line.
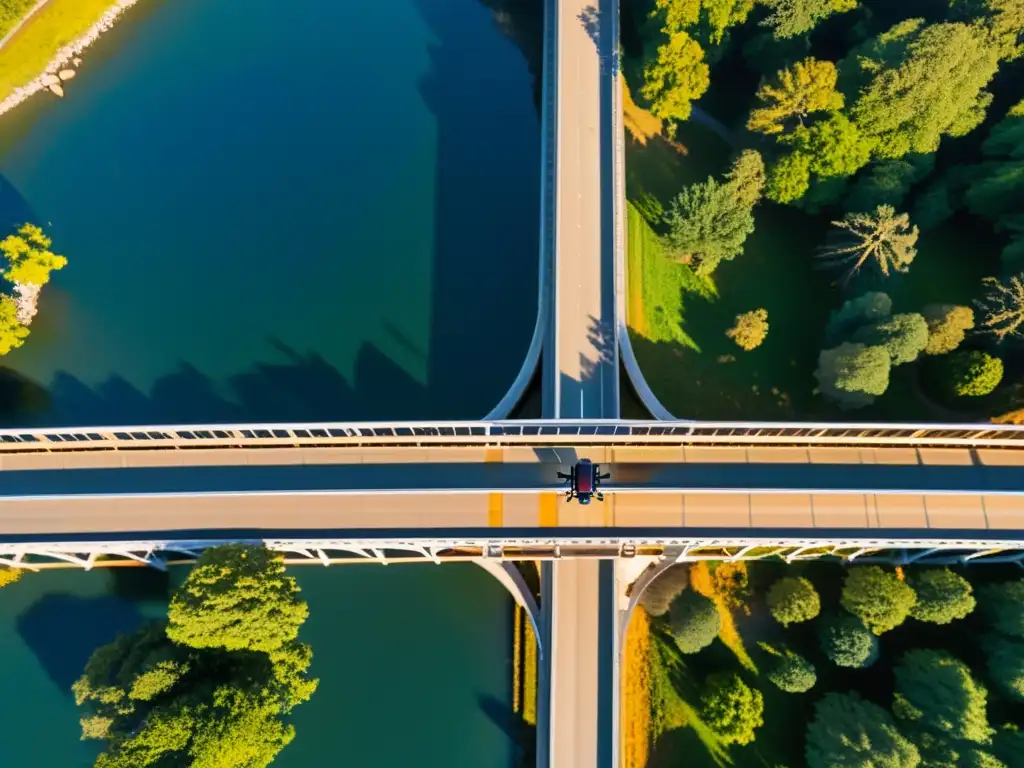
(841, 565), (917, 634)
(825, 291), (893, 345)
(940, 350), (1004, 397)
(168, 544), (309, 653)
(844, 157), (933, 213)
(853, 313), (929, 365)
(726, 308), (769, 350)
(766, 151), (812, 203)
(747, 58), (844, 136)
(819, 613), (878, 667)
(758, 0), (858, 39)
(0, 294), (29, 355)
(806, 692), (921, 768)
(669, 590), (721, 653)
(983, 634), (1024, 702)
(893, 650), (993, 744)
(950, 0), (1024, 60)
(979, 580), (1024, 638)
(922, 304), (975, 355)
(815, 342), (891, 409)
(818, 205), (919, 285)
(765, 647), (817, 693)
(640, 564), (690, 616)
(908, 569), (976, 624)
(641, 29), (710, 121)
(75, 545), (318, 768)
(843, 20), (1000, 159)
(701, 672), (764, 745)
(0, 223), (67, 288)
(783, 113), (872, 179)
(663, 152), (764, 275)
(767, 576), (821, 626)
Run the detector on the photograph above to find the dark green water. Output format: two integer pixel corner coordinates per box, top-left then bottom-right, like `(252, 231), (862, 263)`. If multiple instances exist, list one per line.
(0, 0), (539, 427)
(0, 564), (517, 766)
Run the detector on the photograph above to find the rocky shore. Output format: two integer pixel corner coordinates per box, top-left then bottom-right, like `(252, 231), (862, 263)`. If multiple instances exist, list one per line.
(0, 0), (142, 117)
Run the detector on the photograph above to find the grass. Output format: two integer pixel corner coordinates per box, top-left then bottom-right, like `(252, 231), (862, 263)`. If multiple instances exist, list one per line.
(689, 562), (758, 673)
(0, 0), (120, 103)
(622, 609), (653, 768)
(0, 0), (38, 40)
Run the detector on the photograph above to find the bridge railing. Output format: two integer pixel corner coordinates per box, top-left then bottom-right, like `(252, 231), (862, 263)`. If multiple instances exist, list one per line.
(2, 419), (1024, 450)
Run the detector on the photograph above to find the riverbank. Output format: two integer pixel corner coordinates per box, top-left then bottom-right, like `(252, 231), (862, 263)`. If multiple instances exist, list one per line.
(0, 0), (141, 117)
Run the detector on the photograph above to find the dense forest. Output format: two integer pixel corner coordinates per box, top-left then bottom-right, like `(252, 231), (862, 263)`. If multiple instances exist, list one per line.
(622, 0), (1024, 422)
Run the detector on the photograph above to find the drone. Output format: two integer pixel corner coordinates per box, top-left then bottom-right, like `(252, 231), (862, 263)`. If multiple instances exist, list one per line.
(557, 458), (610, 505)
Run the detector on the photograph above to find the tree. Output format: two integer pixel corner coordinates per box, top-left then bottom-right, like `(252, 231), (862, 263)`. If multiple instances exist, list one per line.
(913, 178), (957, 231)
(951, 0), (1024, 60)
(983, 634), (1024, 701)
(783, 113), (872, 179)
(701, 672), (764, 745)
(642, 30), (710, 121)
(979, 580), (1024, 638)
(976, 275), (1024, 342)
(767, 576), (821, 626)
(844, 158), (931, 213)
(853, 313), (929, 365)
(758, 0), (858, 39)
(664, 153), (764, 275)
(168, 544), (309, 653)
(640, 564), (690, 616)
(818, 205), (918, 285)
(726, 308), (769, 350)
(844, 20), (1000, 159)
(940, 350), (1004, 397)
(819, 613), (878, 667)
(75, 545), (318, 768)
(815, 342), (891, 408)
(652, 0), (702, 32)
(747, 58), (844, 136)
(922, 304), (975, 355)
(806, 692), (921, 768)
(0, 294), (29, 355)
(893, 650), (993, 744)
(766, 152), (812, 203)
(825, 291), (893, 345)
(668, 590), (721, 653)
(841, 566), (917, 634)
(981, 99), (1024, 159)
(908, 569), (976, 624)
(765, 648), (817, 693)
(0, 223), (68, 326)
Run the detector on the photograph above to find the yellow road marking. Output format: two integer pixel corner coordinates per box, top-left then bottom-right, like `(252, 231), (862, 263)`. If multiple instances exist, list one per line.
(488, 493), (503, 527)
(485, 450), (503, 526)
(539, 493), (558, 527)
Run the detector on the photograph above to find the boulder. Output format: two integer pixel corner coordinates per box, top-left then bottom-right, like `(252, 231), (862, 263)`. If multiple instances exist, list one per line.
(72, 57), (82, 66)
(58, 69), (75, 81)
(48, 83), (64, 98)
(41, 73), (59, 86)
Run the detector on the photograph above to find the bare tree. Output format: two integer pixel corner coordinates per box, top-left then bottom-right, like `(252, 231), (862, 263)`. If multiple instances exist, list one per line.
(976, 274), (1024, 342)
(818, 205), (918, 285)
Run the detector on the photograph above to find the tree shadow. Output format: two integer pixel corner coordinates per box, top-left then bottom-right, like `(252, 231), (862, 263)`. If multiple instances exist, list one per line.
(16, 592), (146, 694)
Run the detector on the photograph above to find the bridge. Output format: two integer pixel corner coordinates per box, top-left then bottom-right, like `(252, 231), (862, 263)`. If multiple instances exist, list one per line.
(3, 0), (1024, 765)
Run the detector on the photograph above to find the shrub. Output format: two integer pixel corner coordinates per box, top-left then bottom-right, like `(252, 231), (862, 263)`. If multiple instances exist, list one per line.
(701, 672), (765, 745)
(922, 304), (974, 355)
(819, 614), (878, 668)
(908, 569), (975, 624)
(767, 576), (821, 627)
(668, 590), (721, 654)
(640, 564), (690, 617)
(841, 566), (916, 634)
(979, 580), (1024, 638)
(766, 649), (816, 693)
(941, 350), (1004, 397)
(727, 309), (769, 350)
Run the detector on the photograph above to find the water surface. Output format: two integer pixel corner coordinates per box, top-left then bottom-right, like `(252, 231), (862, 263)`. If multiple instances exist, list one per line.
(0, 0), (539, 426)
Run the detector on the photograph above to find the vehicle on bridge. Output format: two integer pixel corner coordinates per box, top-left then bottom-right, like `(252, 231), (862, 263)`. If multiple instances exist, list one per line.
(558, 459), (609, 505)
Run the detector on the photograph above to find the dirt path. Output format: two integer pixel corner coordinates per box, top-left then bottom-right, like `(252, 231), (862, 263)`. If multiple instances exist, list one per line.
(0, 0), (51, 52)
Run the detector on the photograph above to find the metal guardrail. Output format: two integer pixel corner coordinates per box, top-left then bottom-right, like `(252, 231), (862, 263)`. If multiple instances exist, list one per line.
(2, 419), (1023, 451)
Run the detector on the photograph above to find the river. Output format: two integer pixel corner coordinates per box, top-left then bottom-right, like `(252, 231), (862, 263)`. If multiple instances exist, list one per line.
(0, 0), (540, 427)
(0, 564), (517, 766)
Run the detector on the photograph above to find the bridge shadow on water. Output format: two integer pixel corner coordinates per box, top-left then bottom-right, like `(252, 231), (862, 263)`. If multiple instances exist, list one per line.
(479, 693), (536, 768)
